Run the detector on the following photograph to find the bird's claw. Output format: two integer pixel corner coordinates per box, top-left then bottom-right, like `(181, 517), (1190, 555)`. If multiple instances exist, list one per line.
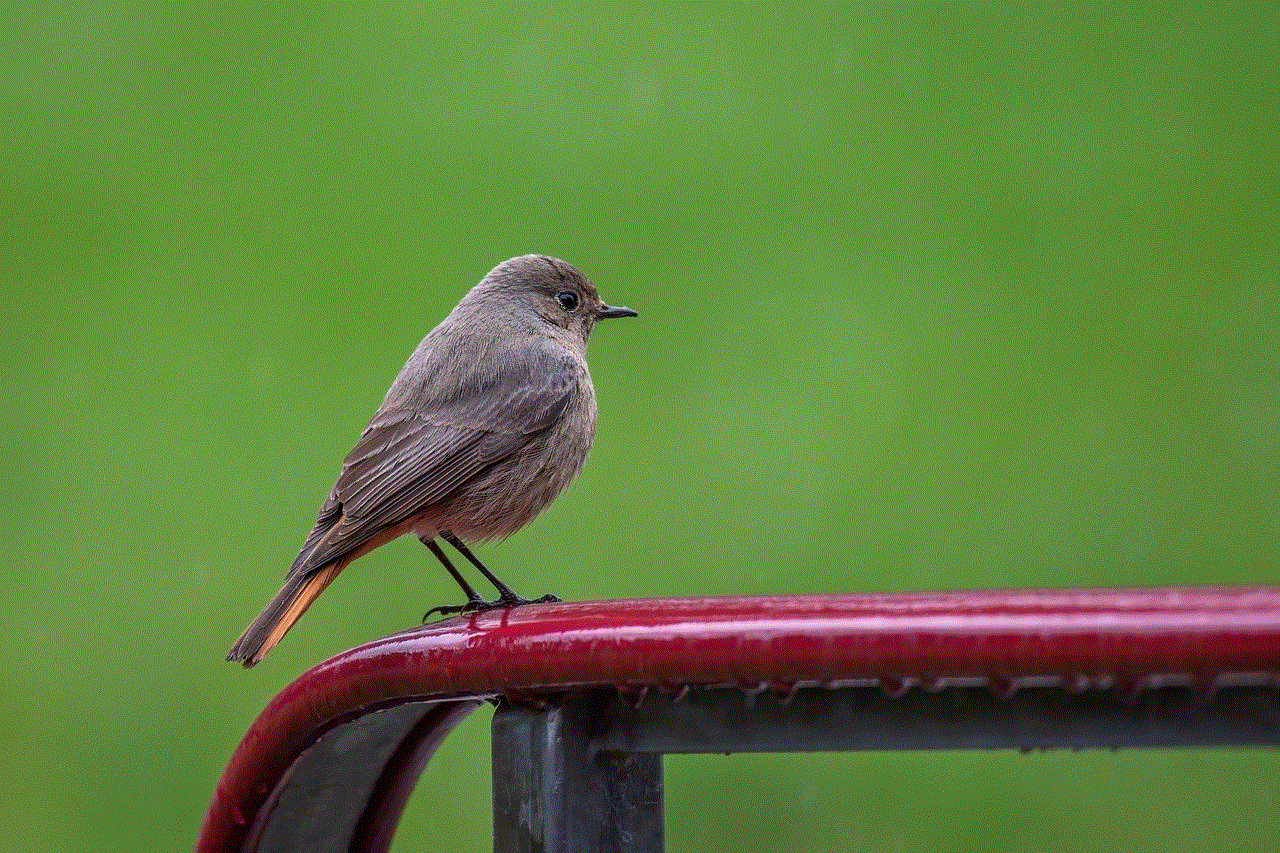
(422, 599), (483, 620)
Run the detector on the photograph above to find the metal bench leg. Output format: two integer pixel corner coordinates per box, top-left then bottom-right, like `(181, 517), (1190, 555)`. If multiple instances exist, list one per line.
(492, 694), (663, 853)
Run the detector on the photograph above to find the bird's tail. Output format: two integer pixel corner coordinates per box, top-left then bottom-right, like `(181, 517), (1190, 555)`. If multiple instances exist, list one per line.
(226, 560), (347, 667)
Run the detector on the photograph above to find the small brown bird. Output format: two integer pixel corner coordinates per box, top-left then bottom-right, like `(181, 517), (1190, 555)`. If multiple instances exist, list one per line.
(227, 255), (636, 666)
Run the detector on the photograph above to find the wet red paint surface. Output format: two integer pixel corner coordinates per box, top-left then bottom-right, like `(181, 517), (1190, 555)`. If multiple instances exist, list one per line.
(198, 588), (1280, 852)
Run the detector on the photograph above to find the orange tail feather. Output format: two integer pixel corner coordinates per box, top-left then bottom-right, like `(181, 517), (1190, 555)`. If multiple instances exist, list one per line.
(226, 560), (347, 667)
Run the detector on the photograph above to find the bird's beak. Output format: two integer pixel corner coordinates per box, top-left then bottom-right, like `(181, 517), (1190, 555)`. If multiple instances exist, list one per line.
(597, 304), (638, 319)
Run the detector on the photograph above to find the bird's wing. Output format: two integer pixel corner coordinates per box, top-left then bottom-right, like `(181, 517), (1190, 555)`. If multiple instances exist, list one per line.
(286, 340), (579, 577)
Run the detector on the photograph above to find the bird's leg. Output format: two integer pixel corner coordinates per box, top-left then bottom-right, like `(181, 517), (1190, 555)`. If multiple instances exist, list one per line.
(441, 531), (561, 606)
(420, 536), (487, 619)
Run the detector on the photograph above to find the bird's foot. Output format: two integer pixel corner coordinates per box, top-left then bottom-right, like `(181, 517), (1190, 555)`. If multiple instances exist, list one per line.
(422, 599), (483, 620)
(423, 592), (560, 621)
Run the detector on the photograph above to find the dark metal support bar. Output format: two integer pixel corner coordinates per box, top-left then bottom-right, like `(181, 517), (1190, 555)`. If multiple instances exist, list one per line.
(493, 696), (663, 853)
(490, 685), (1279, 853)
(592, 684), (1280, 754)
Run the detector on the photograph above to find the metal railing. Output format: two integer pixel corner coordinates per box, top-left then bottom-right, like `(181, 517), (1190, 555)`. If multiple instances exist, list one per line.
(197, 588), (1280, 853)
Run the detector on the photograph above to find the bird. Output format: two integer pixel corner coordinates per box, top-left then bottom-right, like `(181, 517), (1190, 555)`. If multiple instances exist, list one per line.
(227, 255), (636, 666)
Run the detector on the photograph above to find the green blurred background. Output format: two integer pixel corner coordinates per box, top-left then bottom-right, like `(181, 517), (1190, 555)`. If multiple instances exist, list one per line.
(2, 2), (1277, 850)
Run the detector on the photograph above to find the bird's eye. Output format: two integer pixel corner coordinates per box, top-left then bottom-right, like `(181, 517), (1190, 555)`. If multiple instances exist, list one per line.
(556, 291), (579, 311)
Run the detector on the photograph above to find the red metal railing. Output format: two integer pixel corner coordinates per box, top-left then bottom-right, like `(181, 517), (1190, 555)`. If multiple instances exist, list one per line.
(198, 588), (1280, 853)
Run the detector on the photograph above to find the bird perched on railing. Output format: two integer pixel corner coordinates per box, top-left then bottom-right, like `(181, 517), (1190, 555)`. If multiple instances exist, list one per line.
(228, 255), (636, 666)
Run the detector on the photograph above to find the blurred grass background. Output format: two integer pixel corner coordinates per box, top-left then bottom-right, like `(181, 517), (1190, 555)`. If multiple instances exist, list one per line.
(1, 2), (1277, 851)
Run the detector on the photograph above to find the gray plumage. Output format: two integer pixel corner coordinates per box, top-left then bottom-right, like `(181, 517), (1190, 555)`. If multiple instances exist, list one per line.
(228, 255), (636, 666)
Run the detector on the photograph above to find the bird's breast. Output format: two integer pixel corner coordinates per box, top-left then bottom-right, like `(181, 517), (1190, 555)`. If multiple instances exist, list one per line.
(439, 369), (597, 543)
